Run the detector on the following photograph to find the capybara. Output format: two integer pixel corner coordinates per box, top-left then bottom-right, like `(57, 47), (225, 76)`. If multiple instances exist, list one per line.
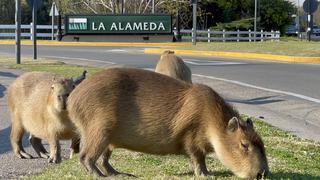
(67, 68), (268, 178)
(8, 72), (78, 163)
(155, 50), (192, 83)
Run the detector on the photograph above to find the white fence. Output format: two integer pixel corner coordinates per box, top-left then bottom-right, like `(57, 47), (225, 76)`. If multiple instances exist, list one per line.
(174, 29), (280, 42)
(0, 24), (280, 42)
(0, 24), (63, 39)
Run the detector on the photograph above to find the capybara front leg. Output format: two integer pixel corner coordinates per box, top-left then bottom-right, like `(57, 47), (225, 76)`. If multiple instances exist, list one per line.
(29, 135), (49, 159)
(10, 120), (32, 159)
(69, 137), (80, 159)
(188, 150), (209, 176)
(48, 138), (61, 163)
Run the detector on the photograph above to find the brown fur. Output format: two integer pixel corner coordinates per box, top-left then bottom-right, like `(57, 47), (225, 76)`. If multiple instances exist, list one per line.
(155, 50), (192, 83)
(8, 72), (78, 163)
(67, 68), (268, 178)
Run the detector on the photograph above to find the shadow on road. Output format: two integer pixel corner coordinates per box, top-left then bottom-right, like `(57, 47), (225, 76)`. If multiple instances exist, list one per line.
(0, 84), (6, 98)
(0, 71), (18, 78)
(0, 126), (30, 155)
(228, 96), (284, 105)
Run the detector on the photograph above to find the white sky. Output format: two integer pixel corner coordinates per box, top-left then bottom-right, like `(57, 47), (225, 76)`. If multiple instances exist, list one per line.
(290, 0), (320, 6)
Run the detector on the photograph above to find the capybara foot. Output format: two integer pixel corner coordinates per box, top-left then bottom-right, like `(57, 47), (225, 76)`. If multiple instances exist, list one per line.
(48, 156), (61, 163)
(39, 152), (50, 159)
(15, 151), (33, 159)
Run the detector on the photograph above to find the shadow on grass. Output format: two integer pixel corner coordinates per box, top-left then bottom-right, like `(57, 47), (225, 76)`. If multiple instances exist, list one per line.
(176, 170), (233, 177)
(269, 172), (320, 179)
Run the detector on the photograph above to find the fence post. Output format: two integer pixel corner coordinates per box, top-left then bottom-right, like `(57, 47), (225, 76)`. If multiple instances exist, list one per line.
(223, 29), (226, 42)
(191, 28), (194, 43)
(249, 29), (251, 42)
(276, 31), (280, 41)
(208, 29), (210, 43)
(237, 29), (240, 42)
(261, 30), (264, 42)
(271, 30), (274, 42)
(30, 22), (33, 40)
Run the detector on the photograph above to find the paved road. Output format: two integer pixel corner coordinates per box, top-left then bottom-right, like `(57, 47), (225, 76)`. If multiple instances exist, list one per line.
(1, 45), (320, 100)
(0, 44), (320, 178)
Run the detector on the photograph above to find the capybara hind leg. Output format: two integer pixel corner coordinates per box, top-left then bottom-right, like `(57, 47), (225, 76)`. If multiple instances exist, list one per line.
(47, 138), (61, 163)
(29, 135), (49, 159)
(79, 133), (109, 177)
(69, 137), (80, 159)
(10, 121), (32, 159)
(101, 146), (119, 175)
(188, 150), (209, 176)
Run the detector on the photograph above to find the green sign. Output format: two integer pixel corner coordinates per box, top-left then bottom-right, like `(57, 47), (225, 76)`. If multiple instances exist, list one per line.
(65, 15), (172, 34)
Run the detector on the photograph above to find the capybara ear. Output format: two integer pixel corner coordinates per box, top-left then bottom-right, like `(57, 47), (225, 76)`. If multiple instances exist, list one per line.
(228, 117), (239, 132)
(246, 118), (254, 129)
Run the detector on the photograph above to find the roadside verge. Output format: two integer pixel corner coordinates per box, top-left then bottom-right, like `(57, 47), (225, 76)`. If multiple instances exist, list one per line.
(0, 40), (188, 47)
(144, 48), (320, 63)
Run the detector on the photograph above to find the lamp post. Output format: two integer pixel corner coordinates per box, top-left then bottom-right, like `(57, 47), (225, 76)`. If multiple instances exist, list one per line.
(192, 0), (197, 45)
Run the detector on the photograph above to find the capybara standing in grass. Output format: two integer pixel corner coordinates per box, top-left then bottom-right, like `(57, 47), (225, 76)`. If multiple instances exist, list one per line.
(67, 68), (268, 179)
(8, 72), (78, 163)
(155, 50), (192, 83)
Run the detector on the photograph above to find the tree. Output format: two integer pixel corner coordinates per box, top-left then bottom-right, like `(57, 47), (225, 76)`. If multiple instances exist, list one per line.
(0, 0), (15, 24)
(259, 0), (295, 33)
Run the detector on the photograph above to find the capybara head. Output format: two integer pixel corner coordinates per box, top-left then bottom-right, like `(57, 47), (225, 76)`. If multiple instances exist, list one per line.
(50, 78), (74, 111)
(212, 117), (268, 179)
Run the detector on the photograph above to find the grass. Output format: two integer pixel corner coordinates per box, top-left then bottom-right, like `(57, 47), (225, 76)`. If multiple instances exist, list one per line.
(23, 118), (320, 180)
(0, 55), (101, 77)
(173, 41), (320, 57)
(0, 55), (319, 179)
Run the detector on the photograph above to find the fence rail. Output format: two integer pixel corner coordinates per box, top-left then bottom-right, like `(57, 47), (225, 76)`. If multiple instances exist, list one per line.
(174, 29), (280, 42)
(0, 24), (63, 39)
(0, 24), (280, 42)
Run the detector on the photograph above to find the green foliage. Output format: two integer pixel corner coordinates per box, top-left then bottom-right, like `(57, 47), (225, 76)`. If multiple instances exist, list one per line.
(259, 0), (296, 33)
(213, 18), (254, 31)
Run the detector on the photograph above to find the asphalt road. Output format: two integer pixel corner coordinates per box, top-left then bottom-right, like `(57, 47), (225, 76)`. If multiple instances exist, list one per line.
(1, 44), (320, 178)
(1, 44), (320, 100)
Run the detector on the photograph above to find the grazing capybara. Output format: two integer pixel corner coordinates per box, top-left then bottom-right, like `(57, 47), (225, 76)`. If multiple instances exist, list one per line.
(8, 72), (79, 163)
(67, 68), (268, 178)
(155, 50), (192, 83)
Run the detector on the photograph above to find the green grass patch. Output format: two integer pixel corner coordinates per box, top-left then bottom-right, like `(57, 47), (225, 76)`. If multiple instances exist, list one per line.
(0, 55), (101, 77)
(23, 118), (320, 180)
(173, 41), (320, 57)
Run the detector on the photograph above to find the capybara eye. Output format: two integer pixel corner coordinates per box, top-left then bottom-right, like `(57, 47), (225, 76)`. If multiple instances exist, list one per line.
(66, 94), (70, 97)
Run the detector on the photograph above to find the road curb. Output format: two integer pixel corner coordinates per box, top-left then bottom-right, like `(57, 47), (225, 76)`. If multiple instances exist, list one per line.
(0, 40), (188, 47)
(144, 48), (320, 63)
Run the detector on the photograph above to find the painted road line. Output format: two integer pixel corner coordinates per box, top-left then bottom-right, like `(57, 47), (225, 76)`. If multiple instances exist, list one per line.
(107, 49), (127, 52)
(184, 58), (246, 66)
(193, 74), (320, 104)
(43, 55), (116, 65)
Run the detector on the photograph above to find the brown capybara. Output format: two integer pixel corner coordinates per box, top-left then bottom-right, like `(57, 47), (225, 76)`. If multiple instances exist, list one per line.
(8, 72), (79, 163)
(67, 68), (268, 178)
(155, 50), (192, 83)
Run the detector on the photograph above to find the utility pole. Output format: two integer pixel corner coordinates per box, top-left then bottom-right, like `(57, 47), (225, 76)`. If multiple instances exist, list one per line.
(32, 1), (37, 60)
(15, 0), (21, 64)
(192, 0), (197, 45)
(254, 0), (257, 42)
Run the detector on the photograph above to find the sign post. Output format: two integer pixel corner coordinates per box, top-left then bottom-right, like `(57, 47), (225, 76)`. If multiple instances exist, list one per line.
(49, 2), (59, 40)
(303, 0), (318, 41)
(27, 0), (42, 60)
(15, 0), (21, 64)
